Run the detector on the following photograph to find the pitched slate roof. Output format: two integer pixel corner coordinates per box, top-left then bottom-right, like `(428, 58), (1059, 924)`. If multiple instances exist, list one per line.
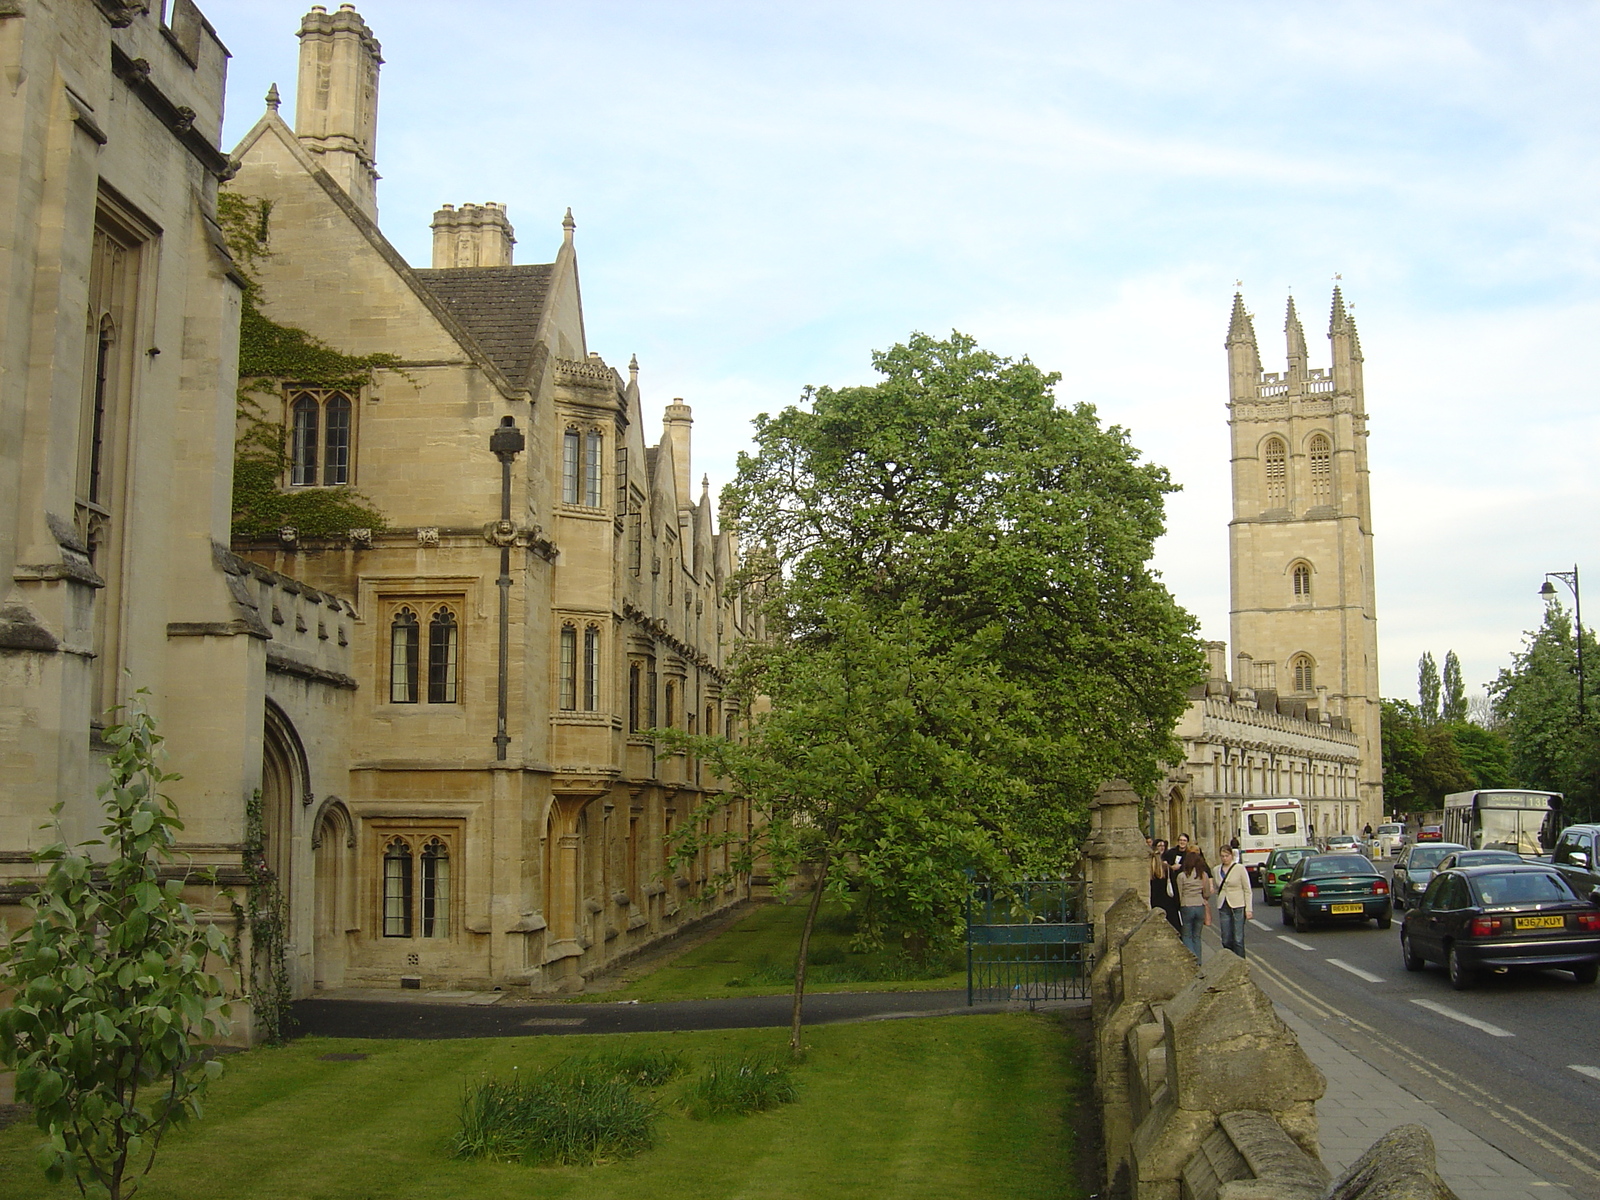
(412, 263), (554, 387)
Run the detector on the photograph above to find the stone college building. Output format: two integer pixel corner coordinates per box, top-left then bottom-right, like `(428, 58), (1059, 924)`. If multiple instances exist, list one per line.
(1, 0), (753, 1032)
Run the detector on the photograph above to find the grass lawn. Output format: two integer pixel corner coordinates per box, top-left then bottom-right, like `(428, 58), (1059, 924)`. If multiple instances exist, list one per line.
(0, 1015), (1089, 1200)
(586, 898), (968, 1002)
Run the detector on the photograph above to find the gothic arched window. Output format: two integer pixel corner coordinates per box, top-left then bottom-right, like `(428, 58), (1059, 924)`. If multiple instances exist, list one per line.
(383, 838), (413, 937)
(1308, 434), (1332, 506)
(323, 393), (352, 485)
(288, 388), (356, 486)
(390, 607), (420, 704)
(427, 607), (458, 704)
(291, 394), (319, 486)
(1290, 654), (1315, 694)
(421, 838), (450, 938)
(1263, 437), (1287, 507)
(1292, 561), (1312, 602)
(562, 426), (604, 507)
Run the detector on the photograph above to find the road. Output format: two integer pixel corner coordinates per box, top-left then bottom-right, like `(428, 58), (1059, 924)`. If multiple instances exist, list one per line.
(1243, 857), (1600, 1196)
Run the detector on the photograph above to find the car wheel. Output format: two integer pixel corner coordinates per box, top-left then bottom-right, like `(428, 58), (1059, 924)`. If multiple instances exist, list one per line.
(1281, 900), (1293, 926)
(1401, 929), (1424, 972)
(1447, 944), (1474, 991)
(1573, 962), (1599, 985)
(1377, 910), (1392, 931)
(1293, 904), (1311, 934)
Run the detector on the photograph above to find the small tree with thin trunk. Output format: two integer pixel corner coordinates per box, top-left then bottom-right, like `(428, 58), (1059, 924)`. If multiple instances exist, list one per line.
(0, 694), (233, 1200)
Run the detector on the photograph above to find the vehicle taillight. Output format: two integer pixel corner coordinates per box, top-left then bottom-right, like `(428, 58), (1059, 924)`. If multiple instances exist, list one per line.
(1575, 912), (1600, 932)
(1469, 916), (1504, 937)
(1371, 879), (1389, 895)
(1300, 884), (1318, 899)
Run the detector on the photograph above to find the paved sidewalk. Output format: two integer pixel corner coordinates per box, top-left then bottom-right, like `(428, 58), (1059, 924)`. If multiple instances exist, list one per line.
(1195, 927), (1565, 1199)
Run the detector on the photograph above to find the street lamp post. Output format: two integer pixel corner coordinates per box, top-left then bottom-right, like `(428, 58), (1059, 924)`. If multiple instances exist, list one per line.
(1540, 565), (1585, 719)
(490, 416), (525, 760)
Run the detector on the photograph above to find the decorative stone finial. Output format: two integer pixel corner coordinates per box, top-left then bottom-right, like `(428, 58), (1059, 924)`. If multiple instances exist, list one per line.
(265, 82), (281, 111)
(628, 353), (639, 377)
(562, 207), (575, 243)
(702, 474), (710, 494)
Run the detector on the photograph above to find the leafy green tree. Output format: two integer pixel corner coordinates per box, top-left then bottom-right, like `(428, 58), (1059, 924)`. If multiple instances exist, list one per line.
(670, 331), (1204, 1051)
(0, 696), (233, 1200)
(726, 331), (1204, 817)
(1381, 699), (1473, 811)
(665, 601), (1034, 1052)
(1417, 652), (1441, 725)
(1441, 650), (1467, 722)
(1490, 604), (1600, 823)
(1449, 721), (1512, 789)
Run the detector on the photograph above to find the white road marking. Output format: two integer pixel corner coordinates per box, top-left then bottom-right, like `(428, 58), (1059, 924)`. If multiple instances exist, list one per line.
(1249, 918), (1272, 931)
(1327, 958), (1385, 984)
(1409, 998), (1514, 1038)
(1569, 1065), (1600, 1082)
(1277, 935), (1314, 951)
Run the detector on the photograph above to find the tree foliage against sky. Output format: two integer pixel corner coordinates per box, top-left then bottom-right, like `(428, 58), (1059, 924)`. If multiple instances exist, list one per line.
(1490, 604), (1600, 824)
(1383, 647), (1512, 812)
(665, 331), (1204, 1050)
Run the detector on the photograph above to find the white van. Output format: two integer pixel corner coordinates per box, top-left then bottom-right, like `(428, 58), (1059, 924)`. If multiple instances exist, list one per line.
(1239, 798), (1308, 883)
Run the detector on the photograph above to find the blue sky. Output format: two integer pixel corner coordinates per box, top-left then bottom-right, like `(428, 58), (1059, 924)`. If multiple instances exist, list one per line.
(205, 0), (1600, 704)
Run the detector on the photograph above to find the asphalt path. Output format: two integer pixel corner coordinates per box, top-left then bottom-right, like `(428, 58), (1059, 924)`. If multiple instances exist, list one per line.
(289, 988), (991, 1040)
(1244, 857), (1600, 1196)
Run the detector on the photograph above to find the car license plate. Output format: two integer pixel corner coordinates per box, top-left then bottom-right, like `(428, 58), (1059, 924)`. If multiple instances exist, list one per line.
(1330, 903), (1363, 914)
(1515, 915), (1565, 930)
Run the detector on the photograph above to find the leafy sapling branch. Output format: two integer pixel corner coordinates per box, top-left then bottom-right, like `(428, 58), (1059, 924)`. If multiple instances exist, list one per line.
(0, 692), (233, 1200)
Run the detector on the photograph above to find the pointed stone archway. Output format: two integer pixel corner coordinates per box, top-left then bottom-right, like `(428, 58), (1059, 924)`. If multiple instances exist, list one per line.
(310, 797), (355, 990)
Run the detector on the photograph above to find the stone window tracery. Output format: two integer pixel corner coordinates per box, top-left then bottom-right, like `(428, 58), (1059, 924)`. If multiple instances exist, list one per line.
(427, 607), (458, 703)
(1291, 561), (1312, 604)
(390, 607), (419, 703)
(1290, 653), (1315, 694)
(1263, 437), (1287, 507)
(382, 837), (413, 937)
(421, 838), (451, 938)
(1308, 434), (1332, 506)
(390, 602), (462, 705)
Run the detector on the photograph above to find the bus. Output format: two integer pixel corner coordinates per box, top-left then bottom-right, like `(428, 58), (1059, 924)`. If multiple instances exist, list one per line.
(1441, 789), (1562, 856)
(1239, 798), (1308, 882)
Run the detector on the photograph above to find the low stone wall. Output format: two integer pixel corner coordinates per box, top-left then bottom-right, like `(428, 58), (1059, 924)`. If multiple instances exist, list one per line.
(1091, 886), (1459, 1200)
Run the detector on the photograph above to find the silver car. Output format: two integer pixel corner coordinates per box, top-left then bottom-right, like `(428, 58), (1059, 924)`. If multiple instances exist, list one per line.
(1392, 842), (1467, 911)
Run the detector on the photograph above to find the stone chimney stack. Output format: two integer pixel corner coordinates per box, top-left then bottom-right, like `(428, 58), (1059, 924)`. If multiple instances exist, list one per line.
(430, 203), (516, 268)
(295, 5), (382, 219)
(662, 400), (693, 505)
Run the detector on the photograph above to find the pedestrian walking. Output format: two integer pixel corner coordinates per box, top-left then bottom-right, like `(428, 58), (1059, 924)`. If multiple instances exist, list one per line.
(1212, 844), (1252, 957)
(1165, 832), (1191, 874)
(1174, 849), (1213, 961)
(1149, 839), (1180, 931)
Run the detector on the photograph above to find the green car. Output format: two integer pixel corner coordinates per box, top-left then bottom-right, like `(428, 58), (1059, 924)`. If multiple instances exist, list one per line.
(1259, 846), (1319, 905)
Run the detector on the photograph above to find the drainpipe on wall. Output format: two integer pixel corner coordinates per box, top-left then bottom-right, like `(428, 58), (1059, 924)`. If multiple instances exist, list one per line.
(490, 416), (525, 760)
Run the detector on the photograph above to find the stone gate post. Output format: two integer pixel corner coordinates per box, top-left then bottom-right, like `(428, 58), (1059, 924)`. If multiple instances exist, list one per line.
(1083, 778), (1150, 951)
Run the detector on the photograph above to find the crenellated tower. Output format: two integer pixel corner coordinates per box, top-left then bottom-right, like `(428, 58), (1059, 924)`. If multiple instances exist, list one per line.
(1226, 287), (1382, 826)
(295, 4), (383, 218)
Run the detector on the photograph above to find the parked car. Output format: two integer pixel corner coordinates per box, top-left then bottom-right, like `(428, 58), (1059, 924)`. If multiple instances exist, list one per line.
(1550, 824), (1600, 898)
(1280, 854), (1392, 932)
(1259, 846), (1319, 906)
(1374, 822), (1406, 856)
(1320, 834), (1363, 854)
(1435, 849), (1523, 871)
(1416, 825), (1444, 842)
(1392, 842), (1466, 911)
(1400, 864), (1600, 989)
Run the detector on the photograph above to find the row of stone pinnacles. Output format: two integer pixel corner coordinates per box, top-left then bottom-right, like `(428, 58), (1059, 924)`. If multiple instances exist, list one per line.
(1090, 888), (1459, 1200)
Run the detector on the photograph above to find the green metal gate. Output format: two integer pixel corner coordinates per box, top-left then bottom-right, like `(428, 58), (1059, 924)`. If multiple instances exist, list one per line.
(966, 878), (1093, 1004)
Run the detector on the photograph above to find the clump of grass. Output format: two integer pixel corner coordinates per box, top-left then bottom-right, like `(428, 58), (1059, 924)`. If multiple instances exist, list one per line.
(725, 954), (801, 987)
(550, 1047), (690, 1088)
(453, 1068), (656, 1166)
(683, 1054), (798, 1119)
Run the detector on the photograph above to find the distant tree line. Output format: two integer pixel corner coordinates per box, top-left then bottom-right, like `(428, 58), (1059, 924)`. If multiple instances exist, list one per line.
(1384, 604), (1600, 825)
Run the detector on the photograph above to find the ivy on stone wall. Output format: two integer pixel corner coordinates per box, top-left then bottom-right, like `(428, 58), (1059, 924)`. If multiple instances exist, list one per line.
(241, 788), (293, 1045)
(218, 192), (394, 542)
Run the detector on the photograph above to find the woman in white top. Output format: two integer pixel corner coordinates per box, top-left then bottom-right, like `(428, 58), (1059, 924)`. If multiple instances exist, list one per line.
(1212, 844), (1253, 958)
